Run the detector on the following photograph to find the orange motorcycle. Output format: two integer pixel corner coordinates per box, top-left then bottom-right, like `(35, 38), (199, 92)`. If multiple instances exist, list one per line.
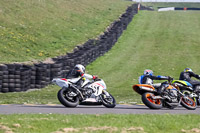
(132, 79), (196, 110)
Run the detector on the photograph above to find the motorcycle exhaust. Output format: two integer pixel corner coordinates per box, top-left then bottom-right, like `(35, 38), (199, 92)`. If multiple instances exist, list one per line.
(139, 86), (155, 92)
(151, 95), (163, 100)
(70, 85), (84, 100)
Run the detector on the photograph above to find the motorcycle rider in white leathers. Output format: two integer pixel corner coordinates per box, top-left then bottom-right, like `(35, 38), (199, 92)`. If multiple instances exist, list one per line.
(66, 64), (98, 89)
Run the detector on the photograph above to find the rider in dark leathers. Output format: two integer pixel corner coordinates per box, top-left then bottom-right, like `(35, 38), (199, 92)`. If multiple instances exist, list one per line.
(139, 69), (171, 95)
(179, 68), (200, 92)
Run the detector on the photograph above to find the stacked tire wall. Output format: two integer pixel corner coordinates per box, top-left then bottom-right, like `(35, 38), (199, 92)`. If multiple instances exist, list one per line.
(0, 4), (152, 93)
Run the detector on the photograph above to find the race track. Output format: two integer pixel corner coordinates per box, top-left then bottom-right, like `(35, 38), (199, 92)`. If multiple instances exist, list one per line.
(0, 104), (200, 114)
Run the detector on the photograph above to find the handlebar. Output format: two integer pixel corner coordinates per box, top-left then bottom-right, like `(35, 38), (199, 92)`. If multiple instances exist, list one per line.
(168, 76), (174, 84)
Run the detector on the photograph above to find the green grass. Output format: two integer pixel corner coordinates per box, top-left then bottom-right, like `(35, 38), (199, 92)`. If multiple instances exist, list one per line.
(86, 10), (200, 103)
(0, 85), (60, 104)
(0, 114), (200, 133)
(1, 9), (200, 105)
(0, 0), (132, 63)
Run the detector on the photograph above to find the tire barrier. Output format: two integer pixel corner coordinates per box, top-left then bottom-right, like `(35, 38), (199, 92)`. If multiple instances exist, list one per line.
(0, 4), (152, 93)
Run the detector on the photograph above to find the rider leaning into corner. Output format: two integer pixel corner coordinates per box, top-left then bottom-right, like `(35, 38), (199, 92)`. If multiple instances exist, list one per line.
(179, 68), (200, 92)
(66, 64), (98, 88)
(138, 69), (171, 95)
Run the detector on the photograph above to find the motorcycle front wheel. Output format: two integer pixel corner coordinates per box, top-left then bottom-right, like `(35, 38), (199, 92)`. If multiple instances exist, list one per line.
(181, 96), (196, 110)
(142, 92), (162, 109)
(57, 88), (79, 108)
(101, 93), (116, 108)
(182, 90), (198, 106)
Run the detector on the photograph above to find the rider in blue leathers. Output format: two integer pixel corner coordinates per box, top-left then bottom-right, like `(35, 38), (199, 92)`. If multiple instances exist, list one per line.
(138, 69), (171, 95)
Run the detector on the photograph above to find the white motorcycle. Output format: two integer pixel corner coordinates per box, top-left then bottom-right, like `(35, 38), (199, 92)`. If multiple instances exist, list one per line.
(52, 77), (116, 108)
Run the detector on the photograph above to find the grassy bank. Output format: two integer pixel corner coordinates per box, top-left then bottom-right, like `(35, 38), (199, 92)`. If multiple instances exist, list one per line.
(1, 6), (200, 104)
(87, 10), (200, 103)
(0, 0), (132, 63)
(0, 114), (200, 133)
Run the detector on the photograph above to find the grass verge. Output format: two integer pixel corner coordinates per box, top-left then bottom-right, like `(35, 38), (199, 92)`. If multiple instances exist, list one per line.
(0, 114), (200, 133)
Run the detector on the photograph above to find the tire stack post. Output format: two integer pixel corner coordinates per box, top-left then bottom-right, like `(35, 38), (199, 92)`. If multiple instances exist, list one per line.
(20, 65), (31, 91)
(50, 62), (63, 80)
(30, 66), (36, 89)
(1, 65), (9, 93)
(0, 65), (5, 92)
(35, 64), (49, 89)
(13, 64), (22, 92)
(45, 63), (51, 85)
(56, 58), (70, 78)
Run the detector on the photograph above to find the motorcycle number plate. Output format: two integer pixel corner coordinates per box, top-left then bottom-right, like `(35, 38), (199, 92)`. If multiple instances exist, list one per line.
(92, 83), (104, 96)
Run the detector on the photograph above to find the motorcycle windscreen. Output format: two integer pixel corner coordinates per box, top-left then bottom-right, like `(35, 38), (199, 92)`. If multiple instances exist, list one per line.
(68, 77), (81, 83)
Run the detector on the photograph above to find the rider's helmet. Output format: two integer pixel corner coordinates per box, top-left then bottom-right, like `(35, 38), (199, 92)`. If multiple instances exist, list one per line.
(74, 64), (85, 73)
(184, 68), (193, 72)
(144, 69), (153, 76)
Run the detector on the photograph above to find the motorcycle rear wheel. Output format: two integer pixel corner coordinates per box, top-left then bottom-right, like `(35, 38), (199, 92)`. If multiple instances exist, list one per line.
(101, 93), (116, 108)
(142, 92), (162, 109)
(181, 96), (196, 110)
(57, 88), (79, 108)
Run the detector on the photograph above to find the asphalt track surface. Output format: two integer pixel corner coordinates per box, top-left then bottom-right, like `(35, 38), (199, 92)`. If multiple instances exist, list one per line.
(0, 104), (200, 114)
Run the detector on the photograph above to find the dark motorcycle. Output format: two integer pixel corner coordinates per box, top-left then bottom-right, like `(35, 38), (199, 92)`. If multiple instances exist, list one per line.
(172, 80), (200, 106)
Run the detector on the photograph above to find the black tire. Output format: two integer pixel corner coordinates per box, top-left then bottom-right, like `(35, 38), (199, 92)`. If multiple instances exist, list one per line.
(1, 88), (9, 93)
(15, 79), (21, 83)
(181, 96), (196, 110)
(15, 75), (21, 79)
(142, 92), (162, 109)
(3, 75), (8, 79)
(51, 63), (63, 68)
(2, 83), (8, 88)
(101, 92), (116, 108)
(0, 65), (7, 71)
(0, 71), (3, 76)
(15, 88), (21, 92)
(15, 71), (21, 75)
(57, 88), (79, 108)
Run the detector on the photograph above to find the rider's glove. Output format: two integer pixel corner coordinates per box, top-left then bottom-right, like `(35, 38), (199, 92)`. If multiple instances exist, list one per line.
(93, 75), (98, 80)
(168, 76), (173, 81)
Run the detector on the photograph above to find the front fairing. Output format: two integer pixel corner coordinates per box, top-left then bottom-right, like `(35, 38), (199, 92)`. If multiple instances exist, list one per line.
(87, 79), (107, 96)
(94, 79), (107, 90)
(172, 80), (192, 87)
